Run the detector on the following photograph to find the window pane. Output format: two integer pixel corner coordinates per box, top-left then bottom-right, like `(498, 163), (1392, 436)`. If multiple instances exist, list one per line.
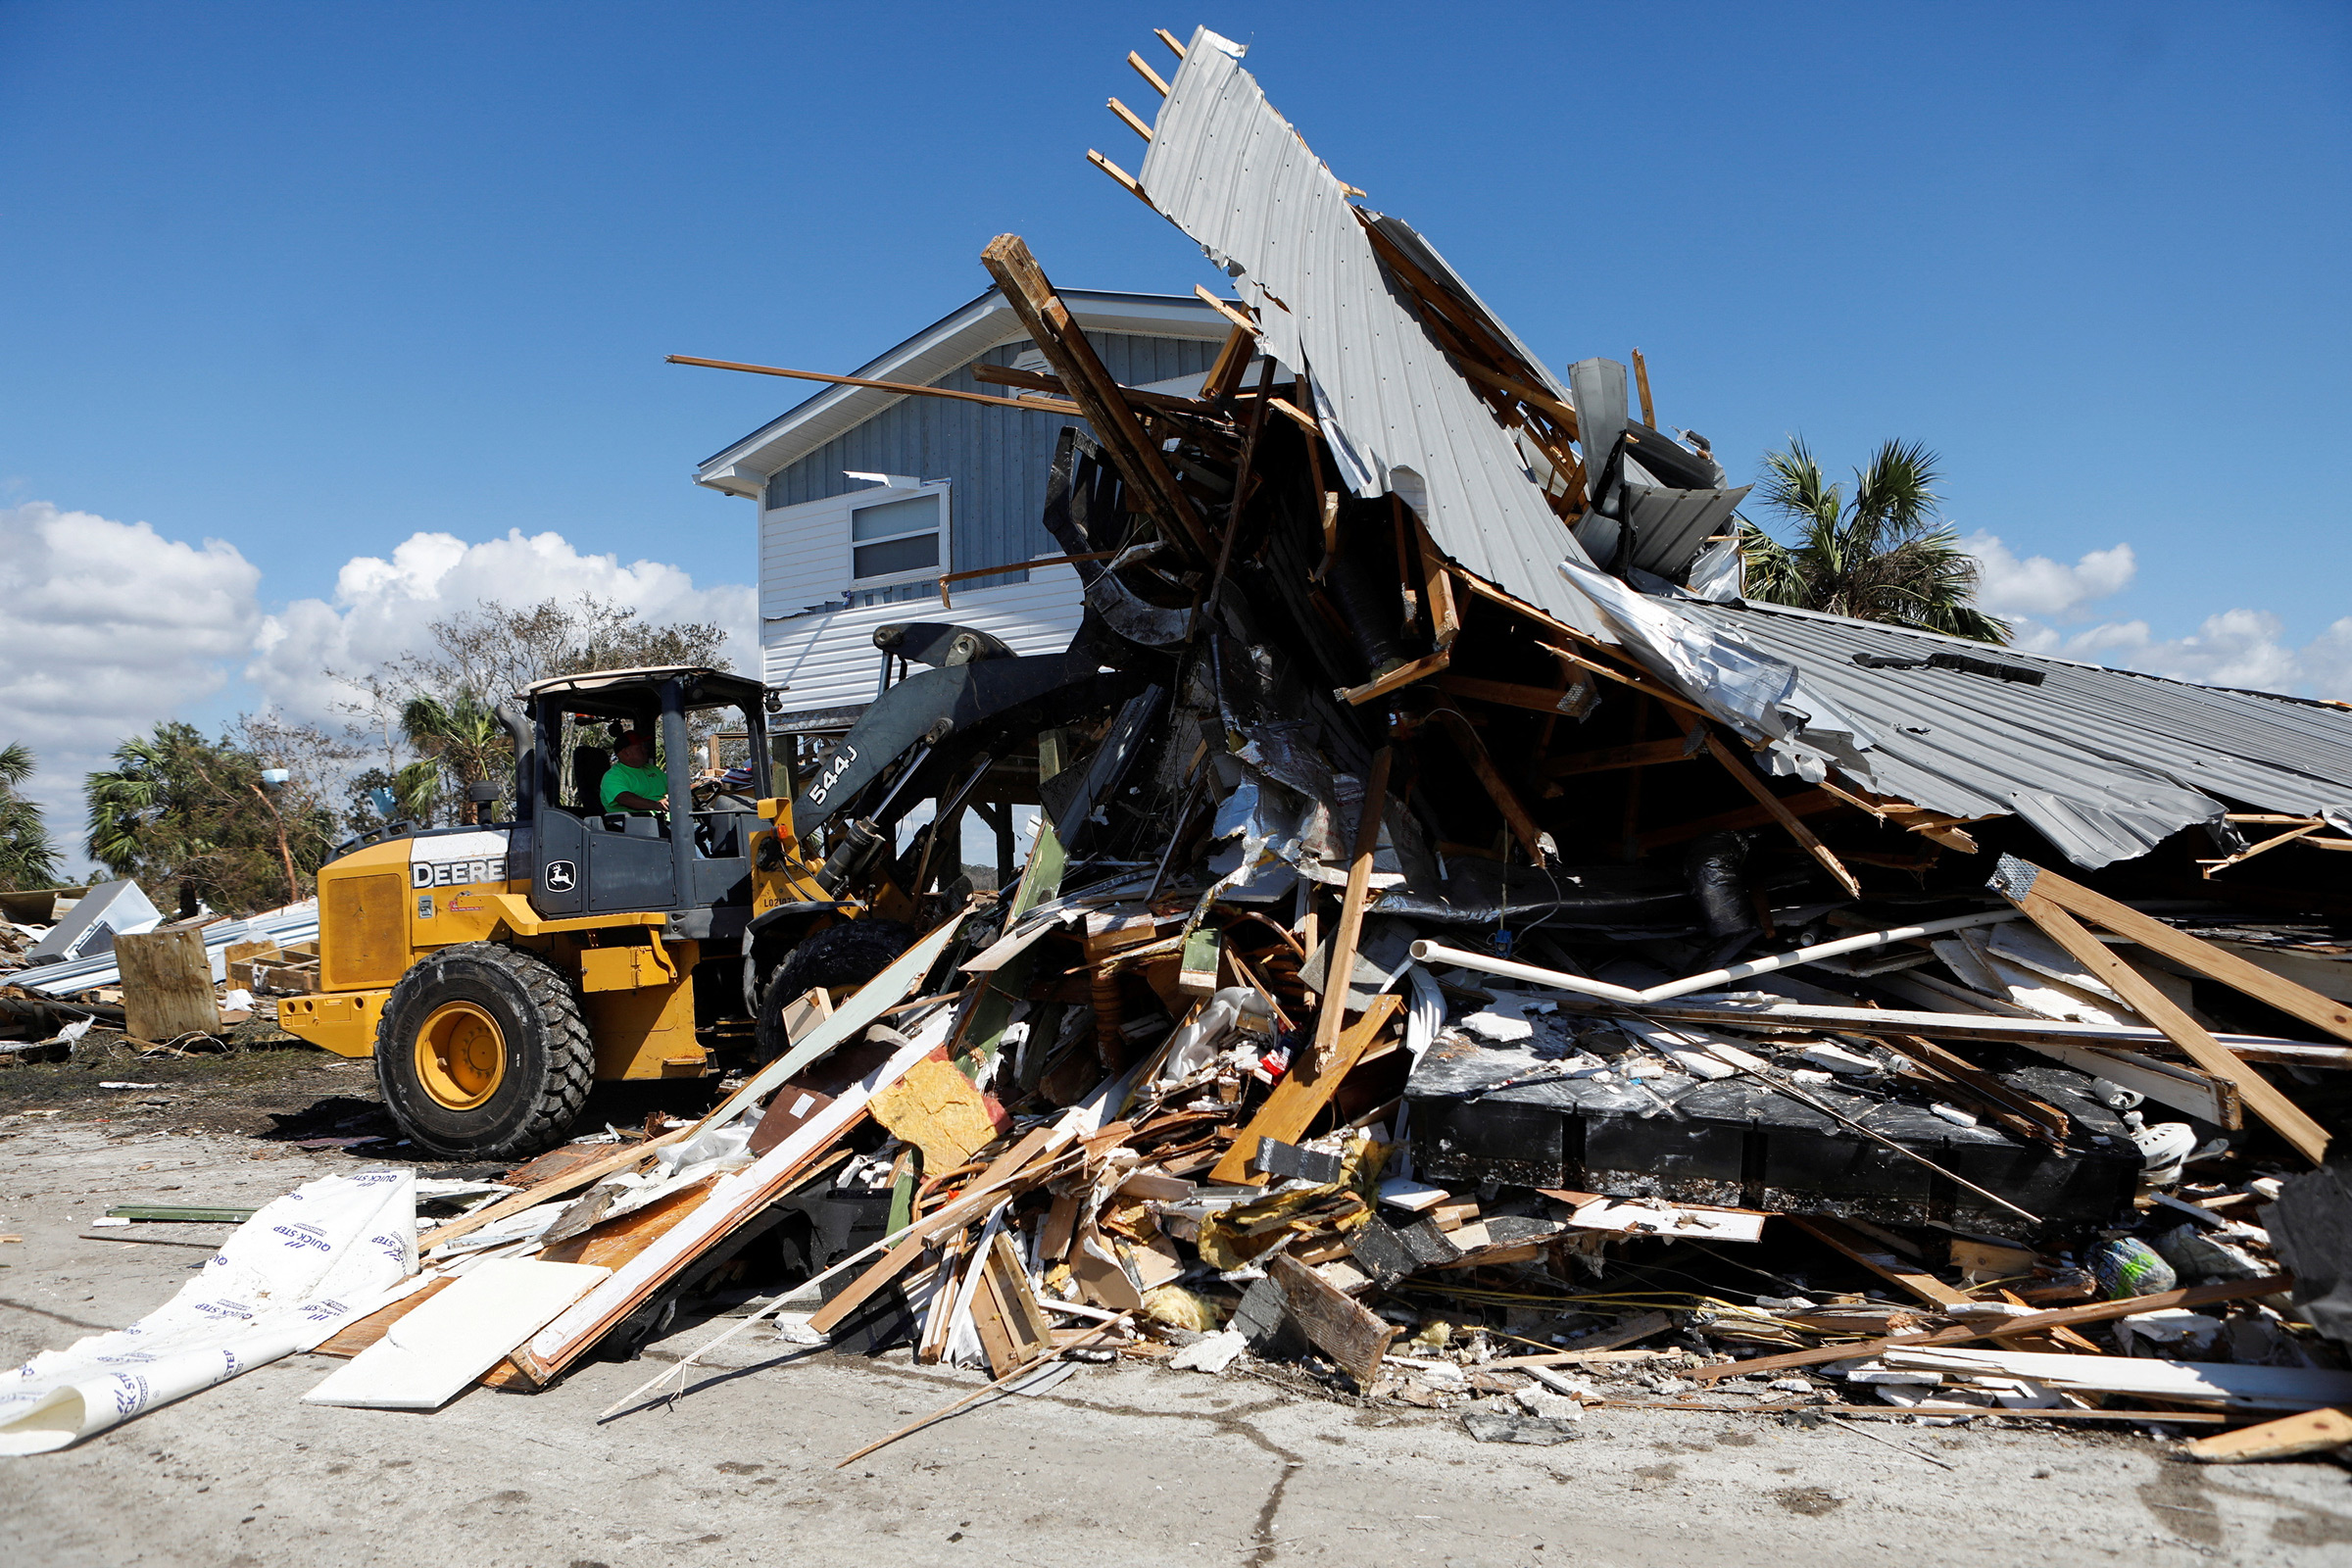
(851, 494), (939, 542)
(854, 533), (939, 579)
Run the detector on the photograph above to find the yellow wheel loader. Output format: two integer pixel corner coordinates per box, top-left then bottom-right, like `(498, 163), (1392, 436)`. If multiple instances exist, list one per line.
(277, 635), (1133, 1159)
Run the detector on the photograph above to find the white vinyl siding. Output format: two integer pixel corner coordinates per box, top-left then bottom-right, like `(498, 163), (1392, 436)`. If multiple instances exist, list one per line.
(761, 564), (1086, 712)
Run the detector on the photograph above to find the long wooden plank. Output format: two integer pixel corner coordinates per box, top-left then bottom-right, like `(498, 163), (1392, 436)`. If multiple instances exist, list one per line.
(1308, 747), (1392, 1069)
(2000, 873), (2330, 1162)
(2005, 858), (2352, 1045)
(514, 1029), (946, 1382)
(665, 355), (1079, 415)
(1434, 712), (1544, 862)
(1437, 673), (1593, 717)
(1697, 728), (1860, 897)
(1338, 650), (1448, 707)
(1208, 994), (1402, 1185)
(1688, 1274), (2294, 1383)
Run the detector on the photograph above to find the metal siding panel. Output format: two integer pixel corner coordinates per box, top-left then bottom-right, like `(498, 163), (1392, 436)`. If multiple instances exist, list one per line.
(1667, 601), (2352, 867)
(1137, 28), (1611, 641)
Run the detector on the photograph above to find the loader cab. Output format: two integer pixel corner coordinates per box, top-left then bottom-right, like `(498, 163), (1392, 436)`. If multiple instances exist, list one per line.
(519, 665), (772, 937)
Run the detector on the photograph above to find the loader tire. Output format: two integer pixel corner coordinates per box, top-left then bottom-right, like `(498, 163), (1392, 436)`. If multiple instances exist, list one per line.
(752, 919), (917, 1063)
(375, 942), (595, 1160)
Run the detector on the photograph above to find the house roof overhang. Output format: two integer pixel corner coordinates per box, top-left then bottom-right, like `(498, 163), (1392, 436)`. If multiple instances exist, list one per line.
(693, 288), (1233, 500)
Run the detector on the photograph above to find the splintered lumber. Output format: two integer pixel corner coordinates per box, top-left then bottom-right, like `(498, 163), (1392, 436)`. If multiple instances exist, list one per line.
(1993, 856), (2331, 1163)
(982, 234), (1209, 560)
(514, 1027), (945, 1385)
(2003, 857), (2352, 1045)
(1309, 747), (1393, 1067)
(1688, 1274), (2294, 1383)
(1437, 672), (1595, 718)
(1338, 650), (1449, 706)
(2181, 1407), (2352, 1463)
(1268, 1252), (1397, 1388)
(1210, 1000), (1401, 1187)
(1693, 727), (1860, 897)
(114, 924), (221, 1041)
(804, 1135), (1073, 1338)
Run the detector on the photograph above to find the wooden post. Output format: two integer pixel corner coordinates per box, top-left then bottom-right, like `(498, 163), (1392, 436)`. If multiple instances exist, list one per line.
(115, 922), (221, 1042)
(1312, 747), (1392, 1067)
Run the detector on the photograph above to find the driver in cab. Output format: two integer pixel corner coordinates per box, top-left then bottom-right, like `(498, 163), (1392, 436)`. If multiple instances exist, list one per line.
(602, 728), (669, 815)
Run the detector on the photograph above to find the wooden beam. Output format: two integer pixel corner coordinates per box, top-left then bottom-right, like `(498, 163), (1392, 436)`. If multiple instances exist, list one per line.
(1201, 319), (1256, 402)
(1544, 737), (1700, 778)
(1086, 148), (1154, 210)
(1106, 95), (1152, 141)
(1532, 634), (1712, 718)
(1451, 358), (1581, 438)
(1693, 727), (1861, 897)
(1269, 1252), (1398, 1388)
(2005, 858), (2352, 1047)
(1437, 672), (1595, 718)
(1631, 347), (1655, 426)
(1208, 994), (1402, 1185)
(1126, 49), (1170, 96)
(1153, 25), (1186, 58)
(1433, 710), (1545, 864)
(667, 354), (1079, 415)
(1192, 285), (1260, 337)
(1417, 522), (1460, 650)
(1336, 648), (1449, 707)
(1638, 788), (1841, 851)
(982, 234), (1210, 561)
(1688, 1274), (2295, 1384)
(2000, 874), (2331, 1163)
(1312, 746), (1393, 1067)
(968, 363), (1211, 416)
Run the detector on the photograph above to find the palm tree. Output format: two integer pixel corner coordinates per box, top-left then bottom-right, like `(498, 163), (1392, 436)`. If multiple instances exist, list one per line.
(397, 693), (510, 823)
(0, 742), (61, 891)
(1738, 438), (2009, 644)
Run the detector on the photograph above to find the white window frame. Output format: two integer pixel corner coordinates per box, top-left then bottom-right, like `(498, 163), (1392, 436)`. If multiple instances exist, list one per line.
(758, 477), (952, 625)
(847, 481), (950, 590)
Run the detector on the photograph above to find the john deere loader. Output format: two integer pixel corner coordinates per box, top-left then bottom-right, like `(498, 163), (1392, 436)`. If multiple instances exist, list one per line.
(277, 631), (1131, 1158)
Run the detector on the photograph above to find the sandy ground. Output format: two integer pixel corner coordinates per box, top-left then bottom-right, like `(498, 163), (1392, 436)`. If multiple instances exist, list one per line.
(0, 1088), (2347, 1568)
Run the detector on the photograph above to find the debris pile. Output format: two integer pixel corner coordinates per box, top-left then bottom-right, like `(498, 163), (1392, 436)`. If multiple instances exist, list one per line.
(7, 24), (2350, 1464)
(1, 879), (318, 1059)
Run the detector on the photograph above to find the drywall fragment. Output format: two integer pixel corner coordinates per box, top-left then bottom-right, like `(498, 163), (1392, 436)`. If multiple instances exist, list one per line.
(305, 1259), (610, 1409)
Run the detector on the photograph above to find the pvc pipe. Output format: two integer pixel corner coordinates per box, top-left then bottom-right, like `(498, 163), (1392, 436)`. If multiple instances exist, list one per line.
(1410, 907), (2018, 1007)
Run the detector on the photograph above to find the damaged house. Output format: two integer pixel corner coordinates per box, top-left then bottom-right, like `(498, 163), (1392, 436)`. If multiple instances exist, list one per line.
(10, 24), (2350, 1461)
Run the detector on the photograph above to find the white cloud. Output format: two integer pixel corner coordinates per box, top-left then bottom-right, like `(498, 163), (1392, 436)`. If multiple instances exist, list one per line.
(2044, 611), (2352, 698)
(246, 528), (758, 723)
(1960, 529), (2352, 699)
(0, 502), (265, 857)
(1963, 531), (2136, 619)
(2, 504), (755, 871)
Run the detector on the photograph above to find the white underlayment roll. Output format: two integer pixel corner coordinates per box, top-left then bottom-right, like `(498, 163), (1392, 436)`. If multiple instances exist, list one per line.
(0, 1168), (417, 1455)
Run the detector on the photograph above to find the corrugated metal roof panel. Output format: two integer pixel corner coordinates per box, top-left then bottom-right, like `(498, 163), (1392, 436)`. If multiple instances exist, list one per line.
(1671, 598), (2352, 868)
(1137, 27), (1609, 642)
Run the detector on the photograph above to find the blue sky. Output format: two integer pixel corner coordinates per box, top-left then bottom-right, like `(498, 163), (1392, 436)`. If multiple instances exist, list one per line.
(3, 2), (2349, 856)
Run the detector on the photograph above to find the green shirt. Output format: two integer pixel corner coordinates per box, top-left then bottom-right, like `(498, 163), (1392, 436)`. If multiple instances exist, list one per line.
(601, 760), (668, 812)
